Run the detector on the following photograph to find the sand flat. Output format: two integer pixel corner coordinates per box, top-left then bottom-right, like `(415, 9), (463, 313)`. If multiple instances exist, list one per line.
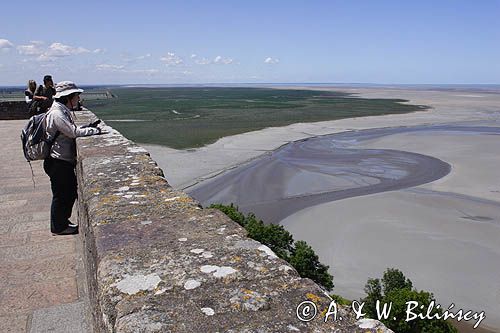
(357, 132), (500, 202)
(280, 128), (500, 330)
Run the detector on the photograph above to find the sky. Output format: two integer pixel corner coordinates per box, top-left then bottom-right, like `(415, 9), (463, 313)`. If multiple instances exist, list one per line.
(1, 0), (499, 85)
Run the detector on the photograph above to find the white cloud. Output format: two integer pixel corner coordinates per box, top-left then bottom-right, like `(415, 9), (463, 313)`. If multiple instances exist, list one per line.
(214, 55), (233, 64)
(124, 68), (159, 75)
(17, 41), (91, 61)
(96, 64), (159, 75)
(264, 57), (279, 64)
(193, 55), (234, 65)
(42, 42), (90, 62)
(194, 57), (211, 65)
(96, 64), (125, 71)
(93, 48), (105, 54)
(160, 52), (183, 66)
(46, 42), (90, 57)
(137, 53), (151, 60)
(17, 43), (45, 56)
(0, 39), (14, 50)
(37, 54), (57, 62)
(122, 53), (152, 63)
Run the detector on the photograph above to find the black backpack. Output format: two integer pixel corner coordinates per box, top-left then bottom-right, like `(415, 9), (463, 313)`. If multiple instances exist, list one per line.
(27, 99), (40, 116)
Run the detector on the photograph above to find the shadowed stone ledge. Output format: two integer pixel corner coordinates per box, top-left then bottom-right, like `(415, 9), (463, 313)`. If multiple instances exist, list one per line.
(0, 101), (30, 120)
(75, 110), (391, 332)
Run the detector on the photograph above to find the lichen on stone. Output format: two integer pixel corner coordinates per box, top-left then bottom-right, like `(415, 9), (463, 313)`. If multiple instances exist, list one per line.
(200, 307), (215, 316)
(184, 279), (201, 290)
(213, 266), (237, 278)
(258, 245), (278, 259)
(200, 265), (218, 274)
(229, 288), (269, 311)
(113, 273), (161, 295)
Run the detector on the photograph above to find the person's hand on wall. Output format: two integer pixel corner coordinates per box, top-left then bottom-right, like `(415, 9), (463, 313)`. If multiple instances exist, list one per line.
(82, 119), (101, 128)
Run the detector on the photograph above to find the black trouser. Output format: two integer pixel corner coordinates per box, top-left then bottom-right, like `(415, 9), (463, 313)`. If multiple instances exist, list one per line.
(43, 157), (77, 233)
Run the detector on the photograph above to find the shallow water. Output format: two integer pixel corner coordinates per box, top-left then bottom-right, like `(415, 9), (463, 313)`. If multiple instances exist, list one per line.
(189, 125), (500, 223)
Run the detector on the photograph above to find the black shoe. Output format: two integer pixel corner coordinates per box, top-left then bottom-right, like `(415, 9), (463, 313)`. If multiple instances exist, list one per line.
(67, 221), (78, 228)
(52, 225), (79, 235)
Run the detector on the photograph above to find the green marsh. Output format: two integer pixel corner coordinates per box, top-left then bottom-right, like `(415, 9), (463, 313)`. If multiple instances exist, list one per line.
(85, 87), (427, 149)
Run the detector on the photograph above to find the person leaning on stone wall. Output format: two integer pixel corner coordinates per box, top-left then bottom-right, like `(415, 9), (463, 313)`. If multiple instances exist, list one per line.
(44, 81), (102, 235)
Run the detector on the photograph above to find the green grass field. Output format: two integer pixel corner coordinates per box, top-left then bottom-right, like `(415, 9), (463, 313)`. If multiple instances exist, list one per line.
(84, 87), (427, 149)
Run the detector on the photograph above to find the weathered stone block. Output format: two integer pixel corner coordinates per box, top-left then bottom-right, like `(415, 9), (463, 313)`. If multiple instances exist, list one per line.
(0, 101), (29, 120)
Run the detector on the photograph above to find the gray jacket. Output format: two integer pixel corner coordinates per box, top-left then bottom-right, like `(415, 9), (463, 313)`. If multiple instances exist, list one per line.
(45, 101), (99, 164)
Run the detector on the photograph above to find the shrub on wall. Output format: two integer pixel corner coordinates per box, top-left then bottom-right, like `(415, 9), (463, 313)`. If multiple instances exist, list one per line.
(210, 203), (334, 291)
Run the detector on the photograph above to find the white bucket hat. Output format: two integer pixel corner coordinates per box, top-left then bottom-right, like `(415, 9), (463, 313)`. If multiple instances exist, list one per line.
(54, 81), (84, 98)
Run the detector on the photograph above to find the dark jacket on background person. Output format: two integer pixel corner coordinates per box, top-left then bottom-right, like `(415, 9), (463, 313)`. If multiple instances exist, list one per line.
(34, 84), (56, 113)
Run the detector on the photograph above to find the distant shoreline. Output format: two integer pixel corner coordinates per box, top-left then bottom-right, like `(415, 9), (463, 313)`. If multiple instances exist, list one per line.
(2, 82), (500, 90)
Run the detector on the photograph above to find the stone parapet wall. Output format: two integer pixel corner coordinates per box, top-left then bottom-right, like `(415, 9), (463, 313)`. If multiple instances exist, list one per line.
(75, 109), (390, 332)
(0, 101), (30, 120)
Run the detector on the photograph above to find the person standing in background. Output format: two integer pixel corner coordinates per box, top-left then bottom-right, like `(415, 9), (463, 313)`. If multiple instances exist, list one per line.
(33, 75), (56, 114)
(24, 80), (37, 104)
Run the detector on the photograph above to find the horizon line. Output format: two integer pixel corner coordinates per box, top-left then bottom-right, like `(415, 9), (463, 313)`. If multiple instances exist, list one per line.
(1, 82), (500, 88)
